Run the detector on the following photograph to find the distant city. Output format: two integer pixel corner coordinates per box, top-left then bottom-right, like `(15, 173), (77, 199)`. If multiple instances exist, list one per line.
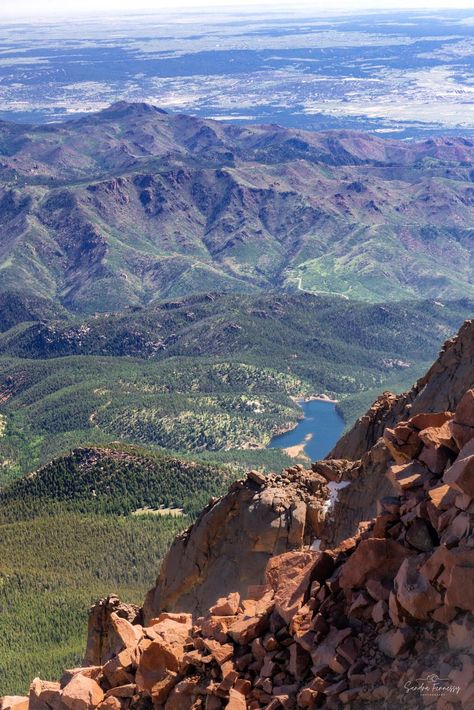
(2, 8), (474, 136)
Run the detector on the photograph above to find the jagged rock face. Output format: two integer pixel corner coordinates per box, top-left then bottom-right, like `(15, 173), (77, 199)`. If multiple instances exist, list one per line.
(315, 440), (395, 549)
(143, 444), (396, 622)
(330, 319), (474, 461)
(143, 469), (329, 622)
(85, 595), (142, 667)
(23, 385), (474, 709)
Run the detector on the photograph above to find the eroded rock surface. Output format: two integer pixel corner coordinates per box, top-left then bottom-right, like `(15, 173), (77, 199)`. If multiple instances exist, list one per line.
(331, 319), (474, 460)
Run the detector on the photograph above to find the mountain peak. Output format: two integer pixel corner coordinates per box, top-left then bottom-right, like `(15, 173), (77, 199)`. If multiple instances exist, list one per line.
(97, 101), (168, 118)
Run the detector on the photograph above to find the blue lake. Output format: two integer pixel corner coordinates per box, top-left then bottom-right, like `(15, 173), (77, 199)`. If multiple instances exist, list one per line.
(268, 399), (345, 461)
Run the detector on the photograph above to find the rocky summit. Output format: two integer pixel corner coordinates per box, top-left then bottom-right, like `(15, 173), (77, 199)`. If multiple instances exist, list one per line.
(2, 320), (474, 708)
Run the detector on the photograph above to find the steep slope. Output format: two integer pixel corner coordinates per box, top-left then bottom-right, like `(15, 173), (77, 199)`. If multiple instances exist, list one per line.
(331, 317), (474, 460)
(10, 319), (474, 709)
(1, 104), (474, 311)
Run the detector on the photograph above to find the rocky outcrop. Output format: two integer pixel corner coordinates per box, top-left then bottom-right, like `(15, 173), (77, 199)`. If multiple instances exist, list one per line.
(143, 468), (330, 621)
(22, 386), (474, 708)
(330, 319), (474, 460)
(85, 596), (142, 667)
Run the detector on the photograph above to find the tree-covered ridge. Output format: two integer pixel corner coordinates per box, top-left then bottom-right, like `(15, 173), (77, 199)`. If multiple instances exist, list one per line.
(0, 445), (238, 522)
(1, 292), (472, 362)
(0, 293), (472, 483)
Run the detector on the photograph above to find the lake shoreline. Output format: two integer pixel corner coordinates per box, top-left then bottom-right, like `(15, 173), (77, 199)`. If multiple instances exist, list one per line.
(268, 398), (345, 461)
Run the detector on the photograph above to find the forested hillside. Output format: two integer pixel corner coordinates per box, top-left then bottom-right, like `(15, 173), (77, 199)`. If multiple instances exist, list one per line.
(0, 445), (240, 693)
(1, 293), (472, 482)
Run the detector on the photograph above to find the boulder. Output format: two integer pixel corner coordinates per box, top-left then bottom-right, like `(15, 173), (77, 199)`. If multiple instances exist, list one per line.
(227, 615), (268, 645)
(135, 639), (180, 700)
(454, 389), (474, 428)
(109, 613), (142, 650)
(377, 628), (414, 658)
(202, 639), (234, 665)
(29, 680), (62, 710)
(311, 627), (352, 673)
(225, 689), (247, 709)
(266, 551), (333, 624)
(164, 680), (200, 710)
(85, 595), (141, 666)
(394, 557), (441, 619)
(143, 472), (325, 620)
(444, 455), (474, 498)
(61, 676), (104, 710)
(210, 593), (240, 617)
(1, 698), (29, 710)
(339, 539), (412, 589)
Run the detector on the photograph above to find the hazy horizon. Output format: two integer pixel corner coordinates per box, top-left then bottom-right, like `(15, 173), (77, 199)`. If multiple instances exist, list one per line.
(2, 0), (474, 19)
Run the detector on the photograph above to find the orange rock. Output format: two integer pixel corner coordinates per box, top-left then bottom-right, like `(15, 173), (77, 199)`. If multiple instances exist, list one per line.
(61, 676), (104, 710)
(428, 484), (452, 509)
(1, 698), (29, 710)
(419, 420), (456, 450)
(394, 557), (442, 619)
(388, 463), (425, 491)
(449, 421), (474, 451)
(418, 443), (451, 475)
(135, 639), (181, 695)
(311, 627), (352, 673)
(454, 389), (474, 427)
(266, 550), (333, 624)
(102, 654), (134, 688)
(384, 425), (422, 463)
(29, 679), (62, 710)
(97, 699), (120, 710)
(200, 615), (237, 643)
(110, 613), (142, 650)
(339, 538), (412, 589)
(145, 613), (192, 649)
(431, 603), (457, 624)
(410, 411), (453, 431)
(216, 670), (238, 696)
(444, 455), (474, 498)
(210, 593), (240, 616)
(104, 686), (136, 700)
(60, 668), (102, 690)
(225, 689), (247, 709)
(227, 615), (268, 645)
(164, 679), (199, 710)
(202, 639), (234, 665)
(233, 680), (251, 696)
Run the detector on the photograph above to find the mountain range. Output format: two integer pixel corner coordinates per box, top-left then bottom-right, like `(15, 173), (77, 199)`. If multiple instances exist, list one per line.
(1, 103), (474, 698)
(1, 102), (474, 312)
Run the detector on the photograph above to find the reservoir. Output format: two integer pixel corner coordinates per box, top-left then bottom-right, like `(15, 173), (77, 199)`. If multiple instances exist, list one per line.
(268, 399), (345, 461)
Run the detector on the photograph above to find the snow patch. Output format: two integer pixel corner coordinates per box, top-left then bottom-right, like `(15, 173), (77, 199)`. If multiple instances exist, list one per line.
(323, 480), (351, 515)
